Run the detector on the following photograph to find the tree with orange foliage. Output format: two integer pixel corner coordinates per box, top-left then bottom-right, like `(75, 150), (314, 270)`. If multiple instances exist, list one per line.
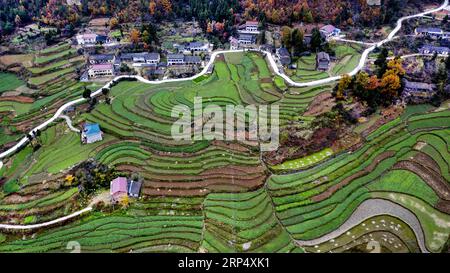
(366, 75), (380, 91)
(336, 74), (352, 100)
(380, 72), (401, 98)
(109, 17), (119, 29)
(130, 28), (140, 44)
(160, 0), (172, 14)
(149, 1), (157, 15)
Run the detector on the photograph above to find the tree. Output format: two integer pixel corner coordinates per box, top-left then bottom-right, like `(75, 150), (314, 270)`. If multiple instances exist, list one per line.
(336, 74), (352, 100)
(281, 26), (292, 49)
(82, 88), (91, 99)
(149, 1), (157, 15)
(160, 0), (173, 14)
(291, 28), (305, 56)
(130, 28), (140, 44)
(380, 72), (401, 100)
(109, 17), (119, 29)
(386, 57), (405, 77)
(375, 47), (389, 77)
(310, 28), (322, 52)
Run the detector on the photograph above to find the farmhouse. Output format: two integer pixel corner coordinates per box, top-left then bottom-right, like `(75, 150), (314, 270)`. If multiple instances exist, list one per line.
(320, 25), (341, 39)
(403, 80), (437, 103)
(89, 54), (115, 64)
(184, 55), (201, 65)
(185, 41), (211, 54)
(127, 180), (143, 198)
(120, 53), (161, 64)
(88, 63), (115, 78)
(238, 20), (260, 34)
(419, 45), (450, 55)
(110, 177), (128, 203)
(76, 33), (98, 45)
(276, 47), (292, 66)
(316, 52), (331, 71)
(81, 123), (103, 144)
(229, 36), (239, 50)
(167, 54), (186, 65)
(415, 27), (450, 39)
(238, 34), (257, 46)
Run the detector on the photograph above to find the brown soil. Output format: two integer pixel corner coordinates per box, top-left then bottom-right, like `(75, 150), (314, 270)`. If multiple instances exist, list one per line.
(303, 92), (335, 117)
(0, 96), (34, 103)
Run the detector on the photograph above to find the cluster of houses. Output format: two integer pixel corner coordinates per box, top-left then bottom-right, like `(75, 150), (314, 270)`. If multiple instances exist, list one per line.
(84, 44), (209, 79)
(110, 176), (143, 203)
(229, 21), (260, 50)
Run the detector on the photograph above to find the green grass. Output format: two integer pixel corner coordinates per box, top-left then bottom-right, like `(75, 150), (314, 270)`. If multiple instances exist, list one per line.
(0, 73), (25, 93)
(271, 148), (334, 171)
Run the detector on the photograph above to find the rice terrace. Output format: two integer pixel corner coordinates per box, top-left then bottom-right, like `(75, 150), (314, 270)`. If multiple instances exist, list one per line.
(0, 0), (449, 259)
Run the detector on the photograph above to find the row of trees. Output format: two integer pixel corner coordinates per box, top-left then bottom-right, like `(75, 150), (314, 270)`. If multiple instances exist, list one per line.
(334, 57), (406, 107)
(280, 26), (325, 56)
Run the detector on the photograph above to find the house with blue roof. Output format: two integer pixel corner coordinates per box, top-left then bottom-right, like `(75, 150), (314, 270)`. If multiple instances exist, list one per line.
(81, 123), (103, 144)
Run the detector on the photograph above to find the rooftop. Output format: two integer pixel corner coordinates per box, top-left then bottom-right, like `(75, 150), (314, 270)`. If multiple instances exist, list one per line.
(111, 177), (128, 195)
(83, 123), (101, 136)
(90, 63), (114, 70)
(167, 54), (185, 59)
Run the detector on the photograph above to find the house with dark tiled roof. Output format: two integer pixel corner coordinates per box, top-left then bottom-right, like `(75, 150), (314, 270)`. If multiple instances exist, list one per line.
(316, 52), (331, 71)
(419, 45), (450, 55)
(127, 180), (142, 198)
(276, 47), (292, 66)
(89, 54), (116, 64)
(403, 80), (437, 103)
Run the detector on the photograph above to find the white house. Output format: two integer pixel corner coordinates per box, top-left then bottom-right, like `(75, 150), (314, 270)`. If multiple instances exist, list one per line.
(185, 42), (211, 54)
(419, 45), (450, 55)
(76, 33), (98, 45)
(320, 25), (341, 39)
(167, 54), (186, 65)
(88, 63), (115, 78)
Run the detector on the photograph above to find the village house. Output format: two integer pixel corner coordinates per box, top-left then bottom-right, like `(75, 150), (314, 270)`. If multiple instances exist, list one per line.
(320, 25), (341, 39)
(110, 177), (128, 203)
(403, 80), (437, 103)
(184, 41), (211, 54)
(89, 54), (116, 64)
(238, 34), (257, 46)
(419, 45), (450, 55)
(316, 52), (331, 71)
(167, 54), (186, 65)
(88, 63), (115, 78)
(229, 36), (239, 50)
(238, 20), (260, 34)
(184, 55), (201, 65)
(76, 33), (98, 45)
(276, 47), (292, 66)
(415, 27), (450, 39)
(81, 123), (103, 144)
(127, 180), (143, 198)
(120, 52), (161, 65)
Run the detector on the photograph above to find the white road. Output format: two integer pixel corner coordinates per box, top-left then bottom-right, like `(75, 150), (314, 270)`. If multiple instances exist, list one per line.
(0, 207), (92, 230)
(0, 0), (447, 231)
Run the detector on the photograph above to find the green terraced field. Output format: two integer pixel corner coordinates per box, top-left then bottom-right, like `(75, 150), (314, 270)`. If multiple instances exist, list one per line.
(0, 49), (449, 254)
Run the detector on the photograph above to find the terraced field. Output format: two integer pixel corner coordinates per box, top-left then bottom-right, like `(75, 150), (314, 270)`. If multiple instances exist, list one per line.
(0, 51), (449, 253)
